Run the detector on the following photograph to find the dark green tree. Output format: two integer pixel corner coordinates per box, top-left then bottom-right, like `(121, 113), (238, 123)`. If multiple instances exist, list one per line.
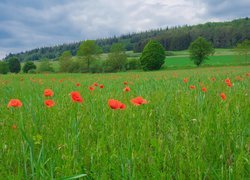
(77, 40), (102, 72)
(8, 57), (21, 73)
(0, 61), (9, 74)
(140, 40), (165, 71)
(22, 61), (37, 73)
(189, 37), (215, 66)
(106, 43), (127, 72)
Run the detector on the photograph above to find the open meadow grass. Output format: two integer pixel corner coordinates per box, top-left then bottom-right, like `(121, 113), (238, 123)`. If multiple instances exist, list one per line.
(0, 66), (250, 179)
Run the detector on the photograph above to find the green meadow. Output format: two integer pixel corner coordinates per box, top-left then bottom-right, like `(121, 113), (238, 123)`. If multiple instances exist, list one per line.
(21, 48), (249, 72)
(0, 65), (249, 179)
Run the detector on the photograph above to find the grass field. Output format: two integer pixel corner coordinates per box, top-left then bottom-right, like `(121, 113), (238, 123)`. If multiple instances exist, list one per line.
(0, 66), (249, 179)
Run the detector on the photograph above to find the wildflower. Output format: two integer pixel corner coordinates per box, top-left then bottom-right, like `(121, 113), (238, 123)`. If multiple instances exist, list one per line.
(108, 99), (126, 110)
(227, 82), (232, 87)
(89, 86), (95, 91)
(189, 85), (196, 90)
(7, 99), (22, 108)
(70, 91), (83, 103)
(225, 78), (231, 84)
(211, 77), (216, 81)
(99, 84), (104, 89)
(124, 81), (128, 85)
(130, 96), (148, 106)
(220, 93), (226, 100)
(93, 82), (98, 87)
(201, 87), (207, 92)
(76, 83), (80, 87)
(183, 78), (188, 83)
(44, 100), (55, 108)
(44, 89), (54, 97)
(123, 86), (131, 92)
(12, 124), (17, 129)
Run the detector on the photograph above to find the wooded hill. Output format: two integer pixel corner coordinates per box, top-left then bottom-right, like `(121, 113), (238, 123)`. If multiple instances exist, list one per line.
(4, 17), (250, 62)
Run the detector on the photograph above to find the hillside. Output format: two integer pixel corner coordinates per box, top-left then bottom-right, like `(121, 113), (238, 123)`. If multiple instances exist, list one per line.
(4, 17), (250, 62)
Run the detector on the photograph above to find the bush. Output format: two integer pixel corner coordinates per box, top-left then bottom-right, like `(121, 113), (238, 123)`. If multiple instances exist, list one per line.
(68, 61), (81, 73)
(28, 69), (37, 74)
(140, 40), (165, 71)
(23, 61), (37, 73)
(0, 61), (9, 74)
(37, 59), (54, 73)
(126, 58), (141, 70)
(8, 57), (21, 73)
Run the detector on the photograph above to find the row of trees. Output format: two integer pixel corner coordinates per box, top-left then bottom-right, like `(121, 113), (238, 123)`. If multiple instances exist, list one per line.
(1, 38), (249, 74)
(4, 18), (250, 62)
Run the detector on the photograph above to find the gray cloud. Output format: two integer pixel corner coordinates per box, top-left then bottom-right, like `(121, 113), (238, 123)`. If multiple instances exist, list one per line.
(0, 0), (249, 59)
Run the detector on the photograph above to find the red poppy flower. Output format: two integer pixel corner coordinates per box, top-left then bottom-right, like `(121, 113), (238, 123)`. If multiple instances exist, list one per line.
(108, 99), (126, 110)
(220, 93), (226, 100)
(227, 82), (232, 87)
(44, 100), (55, 108)
(44, 89), (54, 97)
(225, 78), (231, 84)
(246, 73), (250, 77)
(189, 85), (196, 90)
(211, 77), (216, 81)
(7, 99), (23, 108)
(93, 82), (98, 87)
(70, 91), (83, 103)
(123, 86), (131, 92)
(130, 96), (148, 106)
(76, 83), (80, 87)
(124, 81), (128, 85)
(89, 86), (95, 91)
(183, 78), (188, 83)
(99, 84), (104, 89)
(201, 87), (207, 92)
(12, 124), (17, 129)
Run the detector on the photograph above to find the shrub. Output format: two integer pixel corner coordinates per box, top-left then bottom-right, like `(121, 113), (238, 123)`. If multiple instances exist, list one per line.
(126, 58), (141, 70)
(0, 61), (9, 74)
(23, 61), (37, 73)
(140, 40), (165, 71)
(37, 59), (54, 73)
(8, 57), (21, 73)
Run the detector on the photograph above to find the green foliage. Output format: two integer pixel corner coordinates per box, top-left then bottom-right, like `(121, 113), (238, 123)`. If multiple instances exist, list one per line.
(106, 43), (127, 72)
(8, 57), (21, 73)
(140, 40), (165, 71)
(0, 61), (9, 74)
(235, 39), (250, 63)
(59, 51), (72, 72)
(28, 69), (37, 74)
(189, 37), (215, 66)
(77, 40), (102, 72)
(22, 61), (37, 73)
(126, 58), (141, 70)
(37, 59), (54, 73)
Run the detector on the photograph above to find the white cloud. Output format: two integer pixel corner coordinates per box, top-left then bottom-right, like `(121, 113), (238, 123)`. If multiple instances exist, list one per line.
(0, 0), (249, 58)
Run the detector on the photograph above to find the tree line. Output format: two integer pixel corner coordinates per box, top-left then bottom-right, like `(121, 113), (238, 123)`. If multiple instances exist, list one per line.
(3, 18), (250, 62)
(1, 38), (249, 74)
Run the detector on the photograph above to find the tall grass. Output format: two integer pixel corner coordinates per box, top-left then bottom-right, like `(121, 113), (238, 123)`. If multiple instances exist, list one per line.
(0, 66), (249, 179)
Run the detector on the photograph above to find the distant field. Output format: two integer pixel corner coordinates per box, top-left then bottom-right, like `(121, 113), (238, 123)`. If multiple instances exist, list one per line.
(164, 55), (248, 68)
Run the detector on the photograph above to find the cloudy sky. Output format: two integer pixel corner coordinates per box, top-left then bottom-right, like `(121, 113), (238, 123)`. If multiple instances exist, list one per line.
(0, 0), (249, 59)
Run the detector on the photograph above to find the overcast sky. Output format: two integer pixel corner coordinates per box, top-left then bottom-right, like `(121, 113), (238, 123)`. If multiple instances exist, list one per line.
(0, 0), (249, 59)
